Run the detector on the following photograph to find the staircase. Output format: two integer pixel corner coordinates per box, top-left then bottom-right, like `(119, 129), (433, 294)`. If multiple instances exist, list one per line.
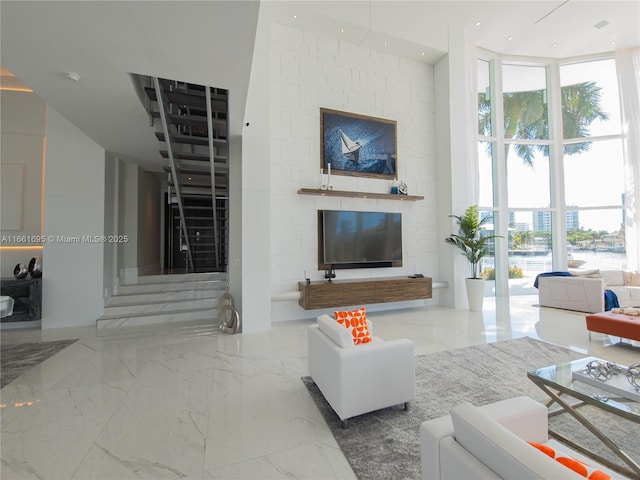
(133, 75), (230, 273)
(96, 272), (227, 334)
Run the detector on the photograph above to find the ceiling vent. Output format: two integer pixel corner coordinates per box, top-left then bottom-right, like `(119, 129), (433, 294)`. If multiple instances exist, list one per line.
(594, 20), (609, 29)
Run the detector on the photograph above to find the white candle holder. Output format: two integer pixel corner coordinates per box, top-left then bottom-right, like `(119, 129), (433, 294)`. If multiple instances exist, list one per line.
(319, 168), (327, 190)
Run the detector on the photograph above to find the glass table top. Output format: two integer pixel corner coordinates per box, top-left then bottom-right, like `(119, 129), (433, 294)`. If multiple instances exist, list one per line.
(528, 356), (640, 421)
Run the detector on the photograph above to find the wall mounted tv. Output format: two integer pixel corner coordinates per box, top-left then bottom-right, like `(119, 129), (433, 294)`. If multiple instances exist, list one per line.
(318, 209), (402, 270)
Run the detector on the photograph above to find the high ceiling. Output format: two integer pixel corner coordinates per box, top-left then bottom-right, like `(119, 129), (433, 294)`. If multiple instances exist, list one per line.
(1, 1), (638, 171)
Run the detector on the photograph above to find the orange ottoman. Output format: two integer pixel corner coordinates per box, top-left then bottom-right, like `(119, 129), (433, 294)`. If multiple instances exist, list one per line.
(585, 311), (640, 342)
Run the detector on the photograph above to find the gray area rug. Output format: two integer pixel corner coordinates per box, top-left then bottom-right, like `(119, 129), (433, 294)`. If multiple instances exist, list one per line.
(1, 339), (77, 388)
(303, 336), (640, 480)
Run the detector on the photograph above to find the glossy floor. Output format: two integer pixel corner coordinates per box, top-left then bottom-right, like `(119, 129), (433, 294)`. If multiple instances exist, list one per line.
(1, 297), (639, 479)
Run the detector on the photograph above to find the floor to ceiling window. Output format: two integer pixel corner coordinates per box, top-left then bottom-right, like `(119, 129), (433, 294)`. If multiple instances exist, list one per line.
(560, 59), (627, 271)
(477, 54), (627, 296)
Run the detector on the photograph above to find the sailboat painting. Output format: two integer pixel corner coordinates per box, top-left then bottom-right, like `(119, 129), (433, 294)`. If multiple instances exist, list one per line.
(339, 130), (362, 162)
(320, 108), (397, 179)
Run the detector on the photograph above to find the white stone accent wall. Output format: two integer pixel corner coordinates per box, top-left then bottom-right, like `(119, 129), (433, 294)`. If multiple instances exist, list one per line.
(269, 23), (439, 321)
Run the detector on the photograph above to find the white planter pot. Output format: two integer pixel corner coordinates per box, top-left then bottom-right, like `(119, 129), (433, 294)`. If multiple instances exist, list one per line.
(465, 278), (485, 312)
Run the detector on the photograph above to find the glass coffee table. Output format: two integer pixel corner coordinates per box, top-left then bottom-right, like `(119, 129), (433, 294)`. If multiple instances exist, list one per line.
(528, 356), (640, 478)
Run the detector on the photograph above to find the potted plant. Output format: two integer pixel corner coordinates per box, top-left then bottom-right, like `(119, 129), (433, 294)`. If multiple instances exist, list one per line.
(445, 205), (501, 311)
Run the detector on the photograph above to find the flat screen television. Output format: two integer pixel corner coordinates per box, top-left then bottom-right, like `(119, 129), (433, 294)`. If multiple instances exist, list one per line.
(318, 209), (402, 269)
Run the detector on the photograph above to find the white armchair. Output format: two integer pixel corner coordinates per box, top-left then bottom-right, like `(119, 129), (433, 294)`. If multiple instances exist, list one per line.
(307, 314), (415, 428)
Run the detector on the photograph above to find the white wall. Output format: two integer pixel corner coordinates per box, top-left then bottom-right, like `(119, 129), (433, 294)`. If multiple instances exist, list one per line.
(42, 107), (105, 328)
(268, 23), (438, 322)
(241, 3), (272, 333)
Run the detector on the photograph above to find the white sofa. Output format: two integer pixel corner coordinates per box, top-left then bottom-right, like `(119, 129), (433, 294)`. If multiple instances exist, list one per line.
(308, 314), (415, 428)
(537, 270), (640, 313)
(420, 396), (623, 479)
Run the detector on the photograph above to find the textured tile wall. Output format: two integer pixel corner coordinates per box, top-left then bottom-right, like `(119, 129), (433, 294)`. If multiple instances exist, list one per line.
(269, 23), (439, 320)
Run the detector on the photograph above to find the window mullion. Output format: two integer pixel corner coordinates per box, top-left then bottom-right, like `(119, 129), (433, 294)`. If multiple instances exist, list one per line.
(491, 59), (509, 297)
(546, 62), (567, 271)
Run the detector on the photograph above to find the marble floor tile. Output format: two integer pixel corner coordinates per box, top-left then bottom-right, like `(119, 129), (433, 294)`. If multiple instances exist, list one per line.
(1, 296), (639, 479)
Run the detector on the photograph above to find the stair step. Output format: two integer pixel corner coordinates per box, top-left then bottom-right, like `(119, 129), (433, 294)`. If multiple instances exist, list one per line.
(104, 297), (217, 316)
(160, 150), (228, 164)
(155, 132), (227, 147)
(135, 272), (226, 284)
(105, 289), (217, 307)
(117, 279), (226, 295)
(144, 86), (227, 111)
(150, 111), (227, 129)
(100, 270), (231, 334)
(96, 307), (218, 335)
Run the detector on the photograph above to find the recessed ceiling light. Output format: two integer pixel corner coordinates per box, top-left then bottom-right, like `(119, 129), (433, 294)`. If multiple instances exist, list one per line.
(611, 41), (617, 46)
(475, 21), (481, 26)
(64, 72), (80, 82)
(421, 52), (425, 56)
(292, 14), (297, 19)
(384, 41), (388, 46)
(507, 36), (513, 41)
(551, 42), (558, 48)
(340, 28), (345, 33)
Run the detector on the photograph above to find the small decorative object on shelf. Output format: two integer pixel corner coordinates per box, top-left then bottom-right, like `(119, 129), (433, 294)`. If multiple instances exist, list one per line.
(319, 168), (327, 190)
(14, 263), (28, 279)
(627, 362), (640, 391)
(390, 178), (399, 194)
(398, 180), (408, 195)
(585, 359), (621, 382)
(327, 162), (334, 191)
(28, 256), (42, 278)
(324, 266), (336, 282)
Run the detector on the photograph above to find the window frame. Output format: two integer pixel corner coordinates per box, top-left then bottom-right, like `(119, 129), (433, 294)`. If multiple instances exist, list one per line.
(476, 50), (626, 296)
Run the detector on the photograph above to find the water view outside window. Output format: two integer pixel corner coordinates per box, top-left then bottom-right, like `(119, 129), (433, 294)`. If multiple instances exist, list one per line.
(561, 60), (626, 271)
(566, 208), (626, 270)
(478, 210), (498, 293)
(507, 209), (553, 282)
(501, 64), (552, 294)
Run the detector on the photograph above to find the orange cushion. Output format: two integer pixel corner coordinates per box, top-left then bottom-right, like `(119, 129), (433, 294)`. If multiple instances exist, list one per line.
(528, 442), (610, 480)
(333, 307), (372, 345)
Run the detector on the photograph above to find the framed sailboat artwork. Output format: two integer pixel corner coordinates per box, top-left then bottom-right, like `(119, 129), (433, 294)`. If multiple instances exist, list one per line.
(320, 108), (397, 179)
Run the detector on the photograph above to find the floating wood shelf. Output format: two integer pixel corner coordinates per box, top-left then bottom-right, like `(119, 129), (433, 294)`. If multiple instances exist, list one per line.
(297, 188), (424, 201)
(298, 276), (432, 310)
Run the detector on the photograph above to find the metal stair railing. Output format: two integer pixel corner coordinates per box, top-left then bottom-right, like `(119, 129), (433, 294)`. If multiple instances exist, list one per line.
(205, 86), (220, 269)
(153, 77), (194, 272)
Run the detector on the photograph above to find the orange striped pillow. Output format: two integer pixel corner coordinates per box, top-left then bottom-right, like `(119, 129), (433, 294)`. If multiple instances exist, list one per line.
(528, 442), (610, 480)
(334, 307), (372, 345)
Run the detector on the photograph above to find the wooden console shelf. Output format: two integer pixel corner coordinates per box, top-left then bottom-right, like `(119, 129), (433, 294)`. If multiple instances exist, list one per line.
(298, 276), (432, 310)
(297, 188), (424, 201)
